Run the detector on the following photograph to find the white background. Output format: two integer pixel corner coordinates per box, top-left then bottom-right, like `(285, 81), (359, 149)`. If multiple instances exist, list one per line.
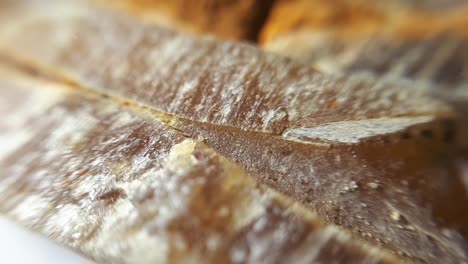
(0, 217), (92, 264)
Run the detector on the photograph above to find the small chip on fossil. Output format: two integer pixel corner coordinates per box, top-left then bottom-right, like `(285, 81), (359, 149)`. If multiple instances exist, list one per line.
(391, 211), (401, 222)
(368, 182), (380, 189)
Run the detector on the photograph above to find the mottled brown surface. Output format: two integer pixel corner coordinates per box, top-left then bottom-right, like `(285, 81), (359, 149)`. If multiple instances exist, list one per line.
(0, 69), (398, 263)
(0, 1), (467, 263)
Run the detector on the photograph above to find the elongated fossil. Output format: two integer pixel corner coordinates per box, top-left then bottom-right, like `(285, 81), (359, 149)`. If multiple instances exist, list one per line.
(0, 66), (403, 263)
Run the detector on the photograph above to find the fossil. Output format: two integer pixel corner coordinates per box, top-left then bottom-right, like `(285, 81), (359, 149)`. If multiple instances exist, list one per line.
(0, 66), (399, 263)
(0, 1), (467, 263)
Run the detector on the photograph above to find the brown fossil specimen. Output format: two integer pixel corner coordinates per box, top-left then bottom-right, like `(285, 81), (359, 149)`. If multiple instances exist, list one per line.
(0, 66), (399, 263)
(0, 1), (467, 263)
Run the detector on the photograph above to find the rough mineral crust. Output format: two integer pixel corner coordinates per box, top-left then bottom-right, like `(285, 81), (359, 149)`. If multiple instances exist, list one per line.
(0, 67), (398, 264)
(0, 1), (467, 263)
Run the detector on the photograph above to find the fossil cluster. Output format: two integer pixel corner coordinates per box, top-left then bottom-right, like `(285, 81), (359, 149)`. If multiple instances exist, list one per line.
(0, 0), (466, 263)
